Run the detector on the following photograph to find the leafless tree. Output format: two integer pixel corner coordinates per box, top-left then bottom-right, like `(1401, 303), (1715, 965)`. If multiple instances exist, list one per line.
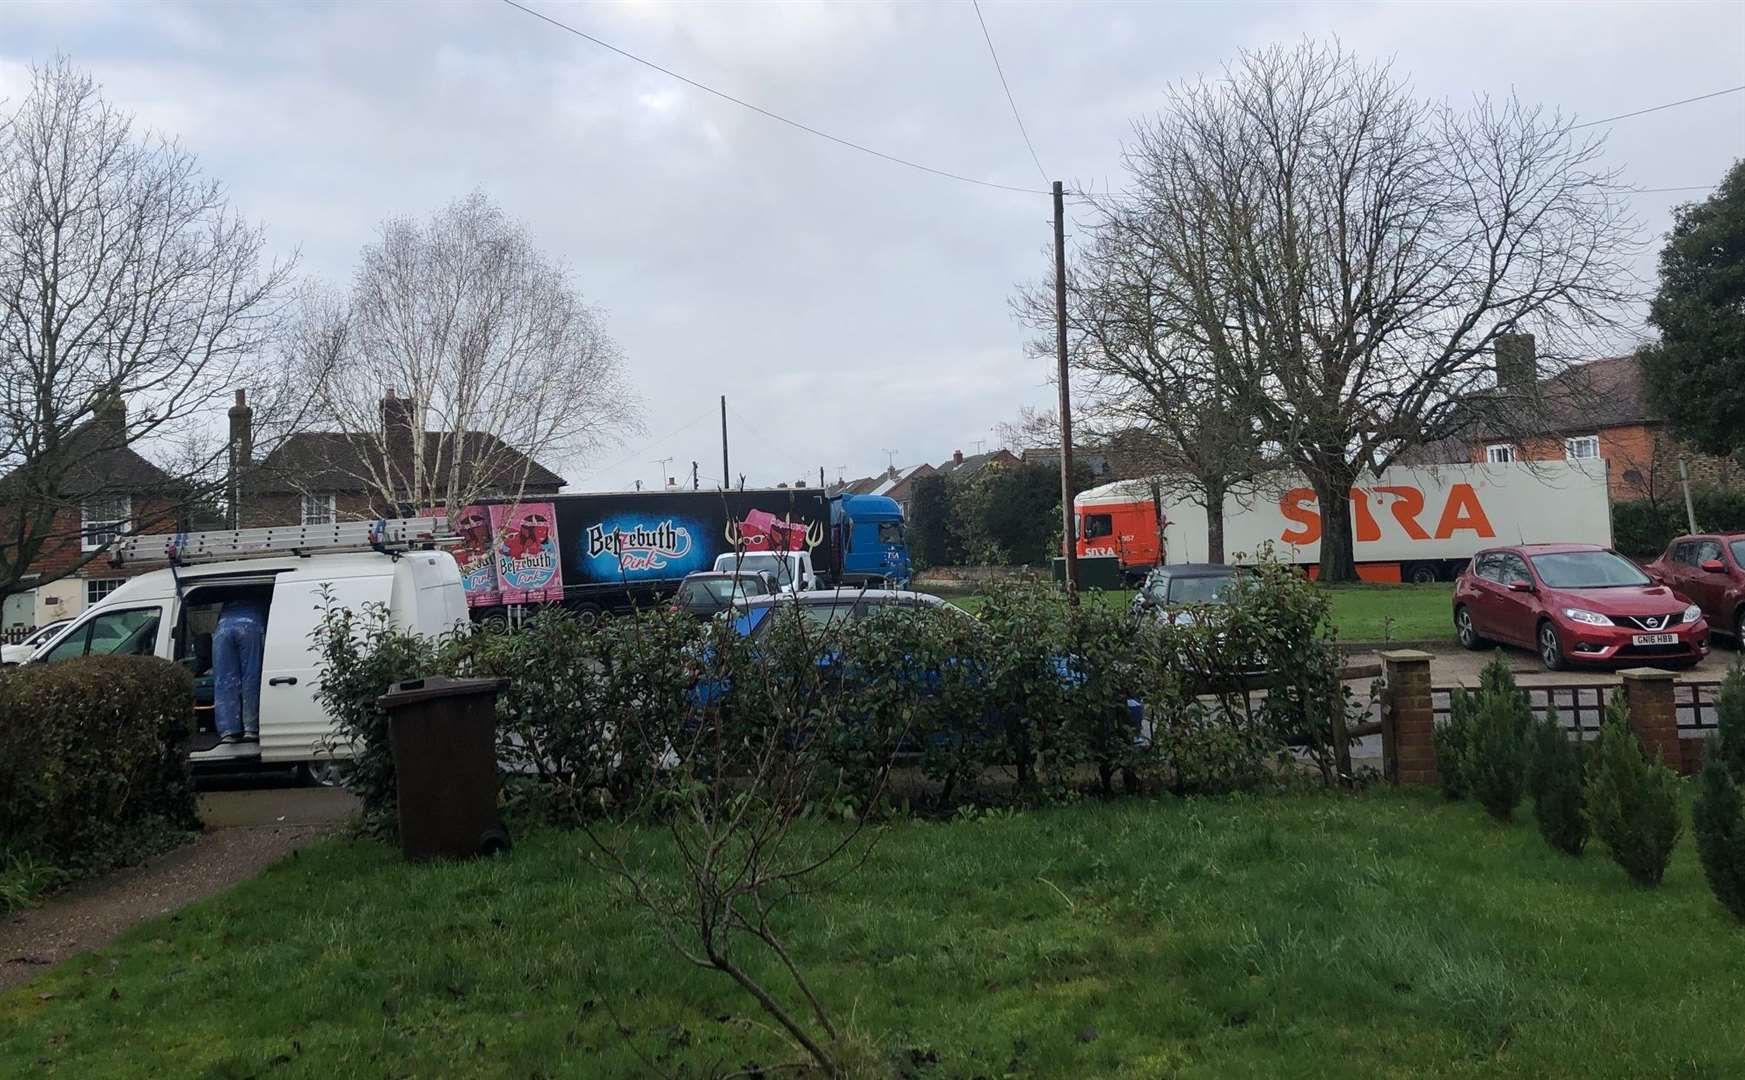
(580, 601), (897, 1078)
(0, 58), (300, 601)
(1062, 40), (1639, 580)
(1015, 215), (1271, 562)
(292, 191), (639, 517)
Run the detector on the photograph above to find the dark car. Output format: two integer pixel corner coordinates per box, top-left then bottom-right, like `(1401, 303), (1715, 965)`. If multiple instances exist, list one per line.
(1646, 533), (1745, 642)
(1453, 543), (1709, 670)
(1130, 563), (1246, 624)
(670, 571), (774, 618)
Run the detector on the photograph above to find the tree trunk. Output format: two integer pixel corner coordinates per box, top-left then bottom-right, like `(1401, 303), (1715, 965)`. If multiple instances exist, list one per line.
(1204, 479), (1228, 564)
(1314, 473), (1359, 583)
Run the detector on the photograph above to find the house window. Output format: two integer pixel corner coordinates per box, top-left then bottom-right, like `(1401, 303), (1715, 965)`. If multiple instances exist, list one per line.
(300, 492), (336, 526)
(86, 577), (125, 607)
(81, 495), (131, 551)
(1565, 435), (1600, 461)
(1485, 444), (1515, 464)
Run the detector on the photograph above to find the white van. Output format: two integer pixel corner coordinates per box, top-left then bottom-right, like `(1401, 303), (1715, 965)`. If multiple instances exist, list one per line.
(28, 544), (467, 783)
(710, 550), (818, 593)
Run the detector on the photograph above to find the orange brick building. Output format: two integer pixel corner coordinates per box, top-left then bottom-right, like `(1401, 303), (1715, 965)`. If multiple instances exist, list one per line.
(1423, 336), (1742, 505)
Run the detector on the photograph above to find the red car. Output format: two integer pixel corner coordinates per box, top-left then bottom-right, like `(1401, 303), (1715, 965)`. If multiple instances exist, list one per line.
(1646, 533), (1745, 642)
(1453, 543), (1709, 670)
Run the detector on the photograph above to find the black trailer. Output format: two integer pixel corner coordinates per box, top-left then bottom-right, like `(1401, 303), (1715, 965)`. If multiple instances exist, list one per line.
(461, 489), (833, 624)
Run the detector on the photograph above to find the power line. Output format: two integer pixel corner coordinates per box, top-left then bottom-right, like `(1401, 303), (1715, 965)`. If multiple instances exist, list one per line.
(571, 407), (715, 486)
(1564, 84), (1745, 130)
(970, 0), (1048, 185)
(498, 0), (1047, 195)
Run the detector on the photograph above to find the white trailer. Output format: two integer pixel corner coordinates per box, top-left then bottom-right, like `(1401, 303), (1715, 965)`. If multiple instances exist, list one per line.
(1074, 461), (1613, 583)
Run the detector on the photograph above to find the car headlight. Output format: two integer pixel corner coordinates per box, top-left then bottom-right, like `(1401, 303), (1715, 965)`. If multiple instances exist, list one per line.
(1562, 608), (1612, 627)
(1683, 603), (1703, 624)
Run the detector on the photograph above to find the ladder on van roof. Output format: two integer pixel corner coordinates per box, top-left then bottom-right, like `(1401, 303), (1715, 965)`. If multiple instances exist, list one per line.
(108, 517), (455, 567)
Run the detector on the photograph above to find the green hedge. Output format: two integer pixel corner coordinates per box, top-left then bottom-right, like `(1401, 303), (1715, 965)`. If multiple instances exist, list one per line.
(0, 655), (198, 863)
(1613, 489), (1745, 558)
(318, 561), (1364, 823)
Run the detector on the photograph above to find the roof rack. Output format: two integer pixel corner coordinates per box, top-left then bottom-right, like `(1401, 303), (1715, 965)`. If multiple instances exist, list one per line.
(109, 517), (454, 567)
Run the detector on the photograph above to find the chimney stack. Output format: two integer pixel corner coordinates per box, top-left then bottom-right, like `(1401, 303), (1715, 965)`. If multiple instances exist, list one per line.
(93, 392), (126, 447)
(381, 388), (417, 506)
(1494, 333), (1538, 396)
(953, 449), (965, 465)
(228, 389), (253, 528)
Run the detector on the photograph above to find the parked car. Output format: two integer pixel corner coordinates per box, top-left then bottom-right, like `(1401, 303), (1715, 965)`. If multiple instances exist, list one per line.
(1, 619), (69, 666)
(1130, 563), (1246, 624)
(726, 587), (965, 638)
(711, 549), (819, 593)
(1453, 543), (1710, 670)
(670, 570), (775, 618)
(1646, 533), (1745, 642)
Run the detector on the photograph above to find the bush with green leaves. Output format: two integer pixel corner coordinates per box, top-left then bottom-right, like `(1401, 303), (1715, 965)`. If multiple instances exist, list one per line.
(1692, 737), (1745, 922)
(1715, 661), (1745, 785)
(0, 655), (197, 875)
(1434, 691), (1474, 801)
(1527, 706), (1588, 856)
(1585, 691), (1683, 886)
(312, 596), (445, 833)
(1455, 656), (1533, 821)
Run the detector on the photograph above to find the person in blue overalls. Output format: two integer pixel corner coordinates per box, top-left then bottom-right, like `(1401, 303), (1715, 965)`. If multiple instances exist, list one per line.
(212, 599), (268, 744)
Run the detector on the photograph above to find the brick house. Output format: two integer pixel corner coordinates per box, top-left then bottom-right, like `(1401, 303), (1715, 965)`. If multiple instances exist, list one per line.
(1417, 335), (1742, 504)
(0, 396), (186, 631)
(229, 389), (567, 528)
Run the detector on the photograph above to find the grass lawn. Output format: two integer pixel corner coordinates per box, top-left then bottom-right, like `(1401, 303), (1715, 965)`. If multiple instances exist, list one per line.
(948, 583), (1455, 643)
(1324, 583), (1455, 643)
(5, 790), (1741, 1078)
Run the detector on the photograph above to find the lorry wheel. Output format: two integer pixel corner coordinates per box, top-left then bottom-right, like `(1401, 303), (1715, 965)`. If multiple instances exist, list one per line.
(1406, 562), (1439, 585)
(573, 603), (604, 630)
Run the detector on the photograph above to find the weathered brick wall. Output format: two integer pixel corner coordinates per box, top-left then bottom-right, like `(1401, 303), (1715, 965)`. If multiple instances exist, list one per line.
(1381, 650), (1436, 786)
(1470, 424), (1742, 504)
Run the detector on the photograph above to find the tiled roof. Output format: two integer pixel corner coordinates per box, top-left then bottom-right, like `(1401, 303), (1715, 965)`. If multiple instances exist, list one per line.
(255, 431), (566, 493)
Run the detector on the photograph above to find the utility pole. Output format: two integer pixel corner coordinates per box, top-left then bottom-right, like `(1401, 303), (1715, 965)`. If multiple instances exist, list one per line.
(1679, 457), (1699, 534)
(692, 461), (700, 491)
(1053, 180), (1079, 603)
(819, 466), (826, 490)
(720, 395), (730, 492)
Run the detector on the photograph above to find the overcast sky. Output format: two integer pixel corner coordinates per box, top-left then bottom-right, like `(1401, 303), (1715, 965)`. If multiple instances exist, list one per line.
(4, 0), (1742, 492)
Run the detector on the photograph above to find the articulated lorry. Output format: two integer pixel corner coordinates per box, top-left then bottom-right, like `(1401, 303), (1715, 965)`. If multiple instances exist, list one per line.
(1074, 461), (1613, 584)
(455, 489), (912, 622)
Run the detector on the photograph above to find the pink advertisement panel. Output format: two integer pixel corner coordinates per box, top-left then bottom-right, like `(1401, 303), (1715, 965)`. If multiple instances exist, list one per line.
(449, 504), (502, 608)
(489, 502), (564, 604)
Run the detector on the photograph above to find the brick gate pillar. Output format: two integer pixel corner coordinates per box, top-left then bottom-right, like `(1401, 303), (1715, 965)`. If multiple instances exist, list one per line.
(1619, 668), (1684, 772)
(1381, 650), (1436, 787)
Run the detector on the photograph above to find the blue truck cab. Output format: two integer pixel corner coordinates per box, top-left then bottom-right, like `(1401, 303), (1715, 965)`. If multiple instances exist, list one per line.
(829, 494), (912, 588)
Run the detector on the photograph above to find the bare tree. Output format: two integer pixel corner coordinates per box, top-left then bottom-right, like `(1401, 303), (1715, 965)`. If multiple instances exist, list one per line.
(294, 191), (639, 516)
(0, 58), (299, 600)
(1068, 41), (1638, 580)
(1015, 215), (1270, 562)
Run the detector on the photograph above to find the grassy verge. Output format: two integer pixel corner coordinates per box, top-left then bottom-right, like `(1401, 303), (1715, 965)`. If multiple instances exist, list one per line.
(5, 790), (1741, 1078)
(1325, 582), (1455, 642)
(947, 582), (1456, 643)
(0, 821), (194, 914)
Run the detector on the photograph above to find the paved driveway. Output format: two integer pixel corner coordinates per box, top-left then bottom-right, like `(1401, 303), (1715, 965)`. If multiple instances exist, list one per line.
(1403, 638), (1741, 688)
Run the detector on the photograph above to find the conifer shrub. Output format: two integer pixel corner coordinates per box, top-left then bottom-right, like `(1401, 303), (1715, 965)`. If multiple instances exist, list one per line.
(1692, 737), (1745, 922)
(1584, 691), (1682, 886)
(1455, 655), (1532, 820)
(1527, 706), (1588, 856)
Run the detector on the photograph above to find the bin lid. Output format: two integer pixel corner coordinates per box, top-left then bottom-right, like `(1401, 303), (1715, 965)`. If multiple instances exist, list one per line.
(376, 675), (509, 709)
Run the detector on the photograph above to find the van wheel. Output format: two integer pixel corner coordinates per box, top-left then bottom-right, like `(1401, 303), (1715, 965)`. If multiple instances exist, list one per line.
(1405, 562), (1440, 585)
(1455, 606), (1486, 650)
(1538, 621), (1568, 671)
(298, 759), (350, 788)
(573, 603), (604, 630)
